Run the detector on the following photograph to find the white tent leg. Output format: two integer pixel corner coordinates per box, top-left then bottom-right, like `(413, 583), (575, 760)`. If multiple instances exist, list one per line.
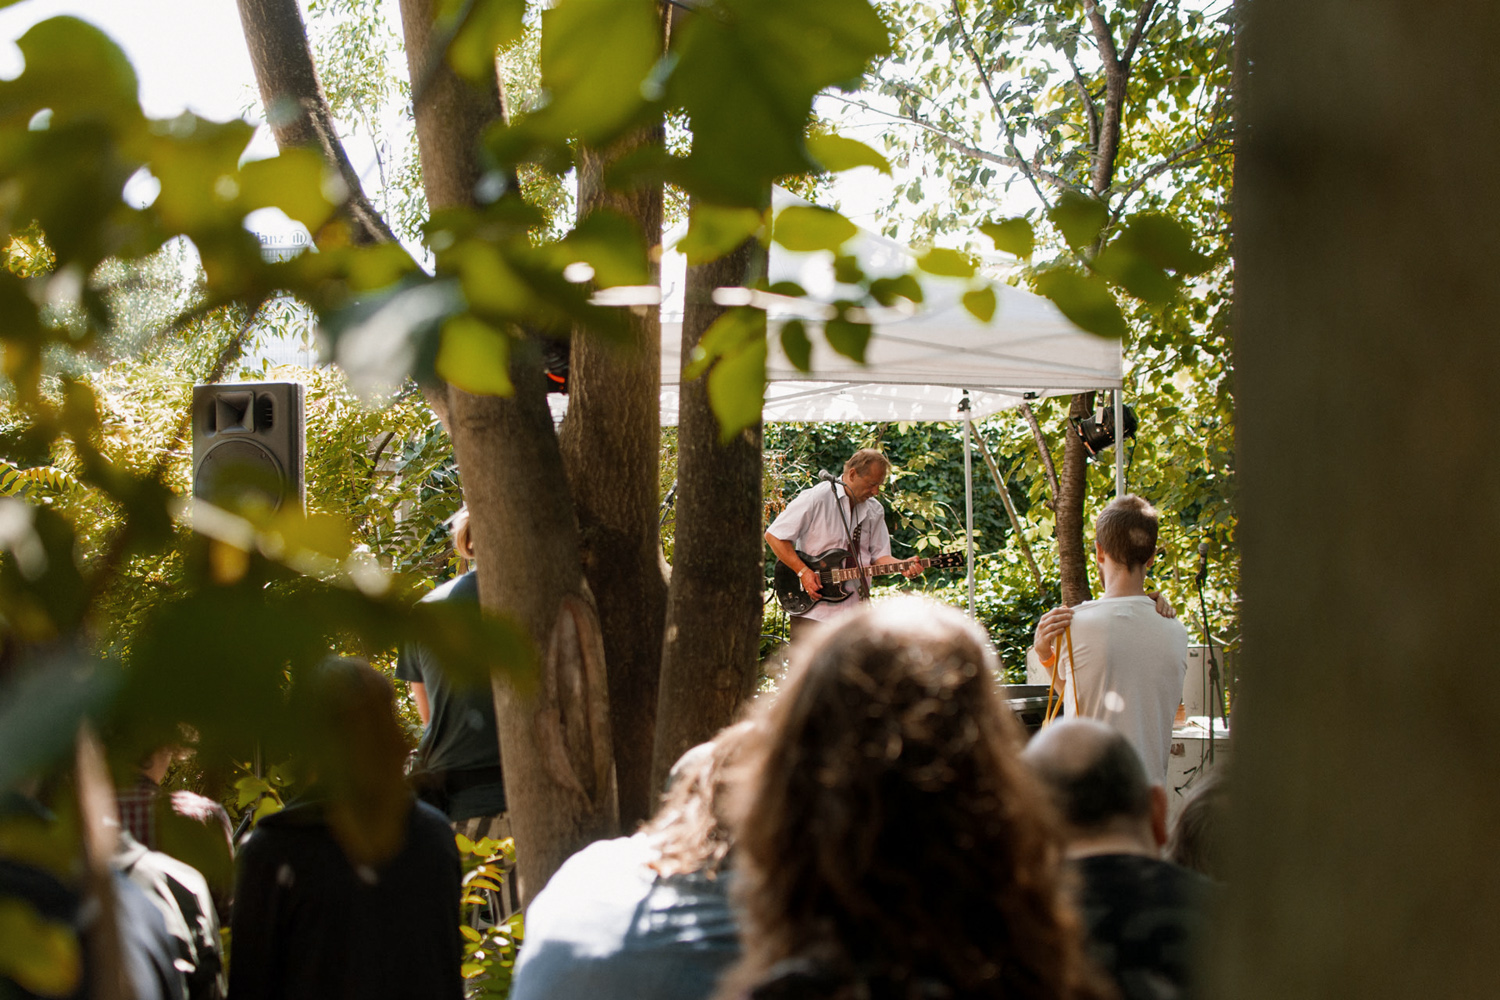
(1114, 389), (1126, 496)
(962, 397), (975, 617)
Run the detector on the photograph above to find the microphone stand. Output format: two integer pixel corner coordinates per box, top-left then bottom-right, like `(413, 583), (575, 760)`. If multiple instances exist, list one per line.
(1193, 560), (1227, 764)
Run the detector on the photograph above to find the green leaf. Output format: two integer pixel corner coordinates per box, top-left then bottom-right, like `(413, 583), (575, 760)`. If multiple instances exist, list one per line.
(684, 307), (762, 380)
(668, 0), (890, 204)
(707, 337), (766, 442)
(979, 217), (1035, 260)
(1, 17), (142, 129)
(779, 319), (812, 371)
(437, 315), (515, 396)
(916, 247), (975, 278)
(0, 654), (118, 796)
(556, 209), (649, 287)
(537, 0), (660, 142)
(806, 134), (891, 175)
(0, 898), (81, 997)
(1047, 191), (1109, 252)
(447, 0), (527, 83)
(773, 206), (857, 253)
(962, 285), (996, 322)
(868, 273), (924, 306)
(1113, 213), (1212, 275)
(677, 204), (765, 266)
(832, 254), (864, 285)
(1032, 267), (1129, 339)
(238, 149), (339, 233)
(825, 315), (871, 362)
(146, 116), (257, 233)
(1092, 241), (1178, 305)
(460, 924), (483, 943)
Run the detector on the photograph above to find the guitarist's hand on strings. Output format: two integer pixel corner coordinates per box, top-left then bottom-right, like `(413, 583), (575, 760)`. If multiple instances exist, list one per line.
(875, 555), (924, 580)
(1032, 606), (1074, 667)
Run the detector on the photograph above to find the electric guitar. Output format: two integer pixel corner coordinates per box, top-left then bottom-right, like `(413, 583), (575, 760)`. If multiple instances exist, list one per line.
(774, 548), (965, 614)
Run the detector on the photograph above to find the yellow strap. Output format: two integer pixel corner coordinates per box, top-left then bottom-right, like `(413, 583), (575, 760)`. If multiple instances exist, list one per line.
(1042, 626), (1077, 726)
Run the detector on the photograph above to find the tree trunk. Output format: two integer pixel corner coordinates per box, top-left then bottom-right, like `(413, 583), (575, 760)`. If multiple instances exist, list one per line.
(1222, 1), (1500, 997)
(652, 235), (766, 792)
(1056, 391), (1094, 605)
(398, 0), (618, 899)
(235, 0), (398, 246)
(558, 91), (670, 830)
(449, 364), (618, 904)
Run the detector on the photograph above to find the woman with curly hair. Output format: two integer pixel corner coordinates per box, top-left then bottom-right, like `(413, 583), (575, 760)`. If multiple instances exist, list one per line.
(717, 597), (1111, 1000)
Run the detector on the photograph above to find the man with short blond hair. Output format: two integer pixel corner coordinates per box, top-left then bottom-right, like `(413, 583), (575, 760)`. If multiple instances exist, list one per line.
(1029, 494), (1188, 784)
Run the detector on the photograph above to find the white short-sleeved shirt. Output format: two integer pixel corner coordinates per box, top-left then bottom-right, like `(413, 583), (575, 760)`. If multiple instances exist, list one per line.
(767, 480), (891, 621)
(1028, 596), (1188, 784)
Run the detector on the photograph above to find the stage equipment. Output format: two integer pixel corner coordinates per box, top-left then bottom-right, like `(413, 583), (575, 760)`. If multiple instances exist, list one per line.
(191, 382), (306, 512)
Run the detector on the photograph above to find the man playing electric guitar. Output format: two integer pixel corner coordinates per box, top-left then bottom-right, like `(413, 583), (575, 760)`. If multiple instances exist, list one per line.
(765, 448), (924, 639)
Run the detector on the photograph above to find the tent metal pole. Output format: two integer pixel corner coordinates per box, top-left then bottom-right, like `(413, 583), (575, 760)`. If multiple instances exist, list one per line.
(961, 393), (975, 616)
(1113, 388), (1126, 496)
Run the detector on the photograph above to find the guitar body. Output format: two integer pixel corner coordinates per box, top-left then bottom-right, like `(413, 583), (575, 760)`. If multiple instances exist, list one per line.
(773, 548), (967, 615)
(774, 548), (855, 615)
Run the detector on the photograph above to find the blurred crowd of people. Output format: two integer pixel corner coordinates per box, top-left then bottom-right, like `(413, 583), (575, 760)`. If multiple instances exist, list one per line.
(3, 490), (1228, 1000)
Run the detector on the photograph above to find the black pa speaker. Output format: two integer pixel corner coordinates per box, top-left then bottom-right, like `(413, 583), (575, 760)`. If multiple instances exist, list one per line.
(192, 382), (306, 513)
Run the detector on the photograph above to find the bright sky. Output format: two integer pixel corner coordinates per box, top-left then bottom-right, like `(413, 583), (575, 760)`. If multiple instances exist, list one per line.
(0, 0), (258, 121)
(0, 0), (901, 232)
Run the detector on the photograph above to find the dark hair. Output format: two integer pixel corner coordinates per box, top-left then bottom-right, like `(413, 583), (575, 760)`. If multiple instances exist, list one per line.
(641, 720), (756, 879)
(1094, 494), (1159, 570)
(719, 598), (1105, 1000)
(842, 448), (890, 478)
(1025, 721), (1153, 834)
(1168, 772), (1227, 881)
(289, 657), (412, 864)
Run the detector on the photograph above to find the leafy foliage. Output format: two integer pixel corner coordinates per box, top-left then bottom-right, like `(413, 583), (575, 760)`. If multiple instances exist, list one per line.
(457, 833), (523, 997)
(823, 0), (1237, 635)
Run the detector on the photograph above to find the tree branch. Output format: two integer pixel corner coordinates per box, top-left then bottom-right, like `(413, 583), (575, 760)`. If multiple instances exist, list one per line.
(1082, 0), (1127, 197)
(949, 0), (1054, 209)
(1018, 402), (1061, 507)
(236, 0), (399, 246)
(1066, 51), (1101, 151)
(1110, 125), (1233, 217)
(1121, 0), (1161, 70)
(821, 93), (1079, 195)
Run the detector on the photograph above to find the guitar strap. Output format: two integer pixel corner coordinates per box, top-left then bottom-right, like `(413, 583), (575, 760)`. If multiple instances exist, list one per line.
(829, 480), (868, 601)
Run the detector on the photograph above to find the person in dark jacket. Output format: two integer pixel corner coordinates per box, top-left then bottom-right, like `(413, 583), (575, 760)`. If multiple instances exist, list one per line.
(1023, 718), (1217, 1000)
(228, 658), (462, 1000)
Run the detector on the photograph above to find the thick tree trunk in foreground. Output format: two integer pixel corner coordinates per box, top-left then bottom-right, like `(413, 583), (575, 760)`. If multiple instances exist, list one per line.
(236, 0), (397, 246)
(399, 0), (618, 899)
(652, 236), (766, 792)
(1057, 391), (1095, 606)
(1222, 1), (1500, 996)
(559, 134), (669, 830)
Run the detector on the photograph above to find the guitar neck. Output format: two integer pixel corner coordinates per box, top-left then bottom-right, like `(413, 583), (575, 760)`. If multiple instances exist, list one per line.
(829, 556), (931, 584)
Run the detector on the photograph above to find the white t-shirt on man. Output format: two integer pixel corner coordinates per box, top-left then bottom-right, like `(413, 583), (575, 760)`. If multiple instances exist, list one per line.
(766, 480), (891, 622)
(1030, 596), (1188, 785)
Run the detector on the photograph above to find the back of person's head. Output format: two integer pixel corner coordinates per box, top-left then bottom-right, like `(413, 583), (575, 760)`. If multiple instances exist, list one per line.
(642, 720), (757, 879)
(451, 505), (475, 563)
(721, 597), (1102, 1000)
(289, 657), (412, 864)
(842, 448), (889, 477)
(1168, 772), (1227, 881)
(1022, 719), (1156, 843)
(1094, 494), (1159, 571)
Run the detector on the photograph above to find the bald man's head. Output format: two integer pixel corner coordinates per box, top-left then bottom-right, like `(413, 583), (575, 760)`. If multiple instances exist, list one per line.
(1022, 719), (1154, 838)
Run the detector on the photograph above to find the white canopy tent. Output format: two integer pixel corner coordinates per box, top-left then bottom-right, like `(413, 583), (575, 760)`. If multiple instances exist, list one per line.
(569, 191), (1126, 612)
